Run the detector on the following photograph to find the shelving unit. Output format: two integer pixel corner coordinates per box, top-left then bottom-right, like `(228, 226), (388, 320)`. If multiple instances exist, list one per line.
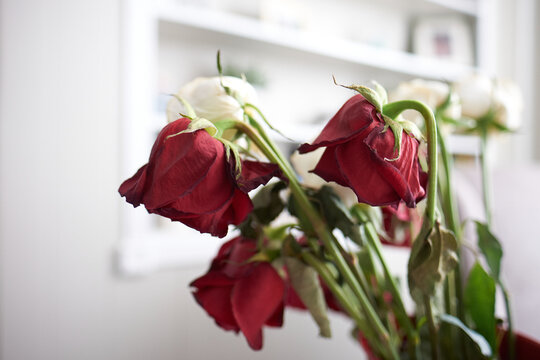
(156, 1), (477, 81)
(119, 0), (491, 275)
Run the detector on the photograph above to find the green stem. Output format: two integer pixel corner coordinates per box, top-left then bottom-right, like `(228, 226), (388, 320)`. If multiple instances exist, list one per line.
(232, 120), (399, 360)
(331, 229), (378, 307)
(424, 295), (440, 360)
(501, 283), (515, 360)
(383, 100), (439, 358)
(479, 131), (515, 359)
(480, 132), (492, 227)
(362, 219), (419, 351)
(437, 127), (461, 239)
(382, 100), (438, 227)
(436, 122), (467, 359)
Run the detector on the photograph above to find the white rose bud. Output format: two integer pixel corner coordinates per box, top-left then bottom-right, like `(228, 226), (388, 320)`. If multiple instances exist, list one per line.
(389, 79), (461, 125)
(166, 76), (258, 123)
(290, 149), (357, 207)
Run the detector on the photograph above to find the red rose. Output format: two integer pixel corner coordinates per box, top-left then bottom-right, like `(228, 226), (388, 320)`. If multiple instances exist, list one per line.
(119, 118), (281, 238)
(298, 94), (426, 208)
(190, 236), (285, 350)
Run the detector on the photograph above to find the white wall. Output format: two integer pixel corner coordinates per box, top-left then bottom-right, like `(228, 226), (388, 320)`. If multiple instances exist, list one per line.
(0, 1), (364, 359)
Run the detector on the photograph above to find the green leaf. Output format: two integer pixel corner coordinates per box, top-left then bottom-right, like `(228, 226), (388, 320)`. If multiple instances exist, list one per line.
(475, 221), (503, 281)
(170, 94), (197, 119)
(313, 186), (361, 244)
(372, 81), (388, 105)
(352, 203), (384, 238)
(382, 115), (403, 161)
(408, 222), (458, 298)
(440, 314), (492, 357)
(332, 76), (382, 112)
(251, 182), (287, 225)
(166, 117), (217, 138)
(287, 189), (316, 236)
(284, 256), (332, 338)
(464, 262), (497, 351)
(264, 223), (293, 242)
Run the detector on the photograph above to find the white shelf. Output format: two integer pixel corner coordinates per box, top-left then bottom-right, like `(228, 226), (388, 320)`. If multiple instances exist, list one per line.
(424, 0), (478, 16)
(156, 2), (477, 81)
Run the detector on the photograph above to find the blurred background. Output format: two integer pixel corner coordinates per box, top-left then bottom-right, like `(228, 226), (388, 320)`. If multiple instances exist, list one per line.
(1, 0), (539, 359)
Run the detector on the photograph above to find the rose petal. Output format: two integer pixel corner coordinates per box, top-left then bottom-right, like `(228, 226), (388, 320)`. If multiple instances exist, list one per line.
(236, 160), (284, 192)
(231, 263), (285, 350)
(166, 144), (235, 214)
(118, 164), (148, 207)
(141, 119), (219, 209)
(310, 147), (349, 187)
(265, 302), (284, 327)
(190, 271), (235, 288)
(335, 131), (399, 206)
(365, 129), (425, 207)
(298, 95), (379, 153)
(192, 286), (239, 332)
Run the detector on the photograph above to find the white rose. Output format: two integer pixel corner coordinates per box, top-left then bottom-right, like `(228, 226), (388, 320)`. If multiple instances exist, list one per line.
(290, 149), (357, 207)
(166, 76), (258, 123)
(454, 74), (493, 119)
(492, 79), (523, 130)
(454, 74), (523, 130)
(389, 79), (461, 125)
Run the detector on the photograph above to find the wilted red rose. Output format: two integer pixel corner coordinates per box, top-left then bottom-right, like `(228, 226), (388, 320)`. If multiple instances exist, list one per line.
(190, 236), (285, 350)
(298, 94), (426, 208)
(381, 202), (422, 247)
(119, 118), (281, 238)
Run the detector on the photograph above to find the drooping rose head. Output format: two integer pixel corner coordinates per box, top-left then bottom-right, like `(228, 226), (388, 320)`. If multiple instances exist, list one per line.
(298, 94), (426, 208)
(190, 236), (285, 350)
(166, 76), (258, 123)
(118, 118), (280, 238)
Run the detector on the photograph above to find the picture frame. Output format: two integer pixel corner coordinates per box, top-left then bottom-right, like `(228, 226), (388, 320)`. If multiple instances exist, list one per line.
(412, 15), (474, 65)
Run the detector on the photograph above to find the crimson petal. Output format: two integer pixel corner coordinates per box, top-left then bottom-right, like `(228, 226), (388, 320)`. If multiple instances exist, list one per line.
(231, 263), (285, 350)
(298, 95), (379, 153)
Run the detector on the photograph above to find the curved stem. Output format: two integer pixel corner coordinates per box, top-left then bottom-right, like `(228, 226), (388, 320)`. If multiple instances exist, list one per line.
(383, 100), (439, 358)
(383, 100), (438, 227)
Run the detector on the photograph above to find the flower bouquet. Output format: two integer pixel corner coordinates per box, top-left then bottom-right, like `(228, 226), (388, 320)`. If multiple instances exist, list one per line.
(119, 54), (535, 359)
